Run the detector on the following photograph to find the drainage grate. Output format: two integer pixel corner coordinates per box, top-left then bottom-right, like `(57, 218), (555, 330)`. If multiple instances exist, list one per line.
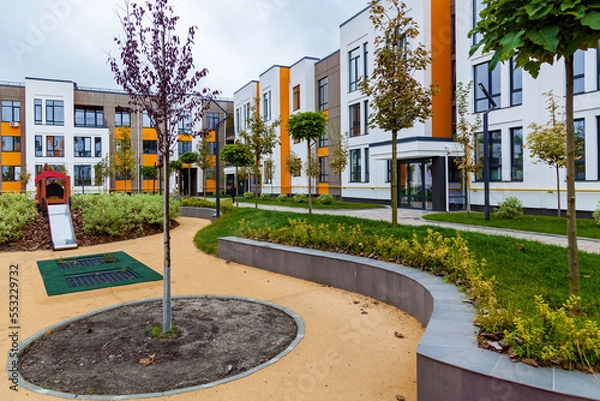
(66, 269), (140, 288)
(57, 256), (118, 270)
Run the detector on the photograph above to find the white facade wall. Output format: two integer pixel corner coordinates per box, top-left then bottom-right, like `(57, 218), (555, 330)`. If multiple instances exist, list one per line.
(258, 68), (283, 195)
(230, 80), (259, 192)
(456, 0), (600, 212)
(25, 78), (110, 194)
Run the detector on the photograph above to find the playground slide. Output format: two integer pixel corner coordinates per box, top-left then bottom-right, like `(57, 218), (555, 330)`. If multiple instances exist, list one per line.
(47, 204), (78, 250)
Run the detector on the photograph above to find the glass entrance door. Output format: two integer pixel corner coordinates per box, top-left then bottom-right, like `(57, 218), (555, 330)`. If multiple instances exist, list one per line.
(399, 160), (432, 210)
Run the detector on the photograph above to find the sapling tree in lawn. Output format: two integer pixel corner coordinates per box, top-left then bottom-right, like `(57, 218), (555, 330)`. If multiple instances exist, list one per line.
(360, 0), (438, 228)
(179, 151), (198, 197)
(526, 91), (567, 220)
(112, 128), (137, 193)
(264, 158), (275, 195)
(328, 124), (349, 200)
(285, 151), (302, 192)
(471, 0), (600, 299)
(109, 0), (217, 333)
(287, 111), (328, 214)
(238, 100), (280, 208)
(220, 142), (253, 207)
(94, 157), (111, 192)
(196, 137), (212, 199)
(454, 81), (481, 213)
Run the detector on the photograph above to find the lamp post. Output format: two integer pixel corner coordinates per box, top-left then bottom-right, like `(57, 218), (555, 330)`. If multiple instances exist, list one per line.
(477, 83), (497, 221)
(208, 99), (230, 219)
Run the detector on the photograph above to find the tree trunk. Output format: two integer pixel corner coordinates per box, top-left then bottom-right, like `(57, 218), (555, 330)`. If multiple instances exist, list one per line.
(307, 140), (313, 214)
(391, 130), (398, 228)
(564, 56), (579, 299)
(556, 166), (561, 220)
(162, 139), (172, 333)
(235, 166), (239, 208)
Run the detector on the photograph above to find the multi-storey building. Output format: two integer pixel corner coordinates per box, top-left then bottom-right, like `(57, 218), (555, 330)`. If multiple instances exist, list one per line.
(0, 77), (233, 196)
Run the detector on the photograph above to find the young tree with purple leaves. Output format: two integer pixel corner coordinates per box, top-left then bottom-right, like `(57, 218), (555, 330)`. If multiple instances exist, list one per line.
(109, 0), (218, 333)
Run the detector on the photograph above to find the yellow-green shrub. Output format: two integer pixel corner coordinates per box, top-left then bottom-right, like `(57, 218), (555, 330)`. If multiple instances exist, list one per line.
(0, 193), (37, 244)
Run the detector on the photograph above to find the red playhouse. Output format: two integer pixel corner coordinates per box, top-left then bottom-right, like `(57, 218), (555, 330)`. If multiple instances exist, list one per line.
(35, 169), (71, 213)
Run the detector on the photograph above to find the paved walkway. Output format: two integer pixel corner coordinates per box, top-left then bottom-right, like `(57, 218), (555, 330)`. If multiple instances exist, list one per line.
(238, 203), (600, 254)
(1, 217), (423, 401)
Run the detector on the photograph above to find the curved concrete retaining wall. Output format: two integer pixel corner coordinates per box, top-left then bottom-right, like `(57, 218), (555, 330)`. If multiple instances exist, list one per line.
(180, 207), (216, 221)
(218, 237), (600, 401)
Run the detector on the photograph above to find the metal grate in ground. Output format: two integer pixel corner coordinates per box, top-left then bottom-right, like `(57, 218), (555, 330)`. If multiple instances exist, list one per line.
(66, 269), (140, 288)
(57, 256), (118, 270)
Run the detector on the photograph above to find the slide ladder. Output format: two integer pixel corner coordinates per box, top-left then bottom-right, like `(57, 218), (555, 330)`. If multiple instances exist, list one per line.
(47, 204), (78, 250)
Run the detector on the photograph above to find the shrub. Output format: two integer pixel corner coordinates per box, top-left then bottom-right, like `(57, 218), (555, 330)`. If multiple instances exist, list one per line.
(260, 193), (271, 201)
(276, 194), (288, 202)
(243, 191), (255, 200)
(219, 199), (234, 214)
(594, 201), (600, 226)
(0, 193), (37, 244)
(293, 193), (307, 203)
(494, 196), (523, 219)
(316, 194), (335, 205)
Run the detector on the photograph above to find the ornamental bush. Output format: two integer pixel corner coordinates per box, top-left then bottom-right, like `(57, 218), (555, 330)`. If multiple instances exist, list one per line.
(243, 191), (255, 200)
(260, 193), (271, 201)
(593, 201), (600, 226)
(0, 193), (37, 244)
(293, 193), (307, 203)
(494, 196), (523, 219)
(316, 194), (335, 205)
(276, 194), (288, 202)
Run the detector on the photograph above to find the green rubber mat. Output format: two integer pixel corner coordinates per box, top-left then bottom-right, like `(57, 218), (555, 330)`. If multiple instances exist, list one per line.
(37, 251), (163, 296)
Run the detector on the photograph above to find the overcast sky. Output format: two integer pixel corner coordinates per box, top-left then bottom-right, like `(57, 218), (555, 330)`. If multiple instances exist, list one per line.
(1, 0), (369, 97)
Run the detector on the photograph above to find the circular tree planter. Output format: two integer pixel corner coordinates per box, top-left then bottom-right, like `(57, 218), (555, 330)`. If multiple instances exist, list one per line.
(10, 296), (304, 400)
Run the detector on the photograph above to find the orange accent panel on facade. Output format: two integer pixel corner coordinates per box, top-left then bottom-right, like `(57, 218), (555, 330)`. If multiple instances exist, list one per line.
(1, 122), (21, 135)
(430, 0), (452, 139)
(2, 152), (21, 166)
(142, 128), (157, 140)
(279, 67), (291, 194)
(1, 182), (21, 192)
(142, 154), (158, 166)
(317, 183), (329, 195)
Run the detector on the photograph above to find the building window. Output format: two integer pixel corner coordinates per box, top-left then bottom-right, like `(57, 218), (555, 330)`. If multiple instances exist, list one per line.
(263, 91), (271, 121)
(45, 100), (64, 126)
(34, 99), (42, 125)
(319, 156), (329, 183)
(349, 103), (361, 137)
(178, 113), (193, 133)
(364, 148), (370, 182)
(1, 101), (20, 123)
(205, 112), (219, 131)
(46, 135), (65, 157)
(142, 111), (153, 128)
(1, 166), (21, 182)
(319, 133), (328, 148)
(363, 43), (369, 78)
(208, 142), (217, 155)
(386, 160), (392, 183)
(510, 127), (523, 181)
(293, 85), (300, 111)
(244, 103), (251, 129)
(472, 0), (485, 45)
(235, 108), (241, 132)
(74, 165), (92, 186)
(95, 137), (102, 158)
(318, 78), (328, 111)
(349, 149), (361, 182)
(74, 137), (92, 157)
(573, 49), (585, 95)
(349, 47), (360, 92)
(363, 100), (369, 135)
(115, 110), (131, 127)
(510, 57), (522, 106)
(1, 136), (21, 152)
(574, 118), (585, 180)
(178, 140), (192, 155)
(75, 107), (104, 127)
(143, 140), (158, 154)
(35, 135), (43, 157)
(474, 62), (500, 113)
(475, 130), (501, 181)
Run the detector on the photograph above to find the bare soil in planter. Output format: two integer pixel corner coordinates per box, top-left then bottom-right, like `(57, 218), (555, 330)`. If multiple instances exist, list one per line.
(18, 298), (298, 396)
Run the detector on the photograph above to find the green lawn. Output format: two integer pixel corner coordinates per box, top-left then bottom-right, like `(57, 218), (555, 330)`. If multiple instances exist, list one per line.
(191, 195), (385, 210)
(196, 208), (600, 323)
(423, 211), (600, 240)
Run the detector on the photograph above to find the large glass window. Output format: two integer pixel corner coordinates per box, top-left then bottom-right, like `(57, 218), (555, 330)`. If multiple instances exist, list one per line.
(510, 127), (523, 181)
(178, 140), (192, 155)
(318, 78), (328, 111)
(45, 100), (64, 126)
(510, 57), (523, 106)
(475, 130), (502, 181)
(349, 103), (361, 137)
(74, 136), (92, 157)
(1, 136), (21, 152)
(573, 50), (585, 95)
(349, 149), (361, 182)
(115, 110), (131, 127)
(474, 62), (500, 113)
(1, 101), (20, 123)
(472, 0), (485, 45)
(574, 118), (585, 180)
(34, 99), (42, 124)
(142, 111), (153, 128)
(235, 108), (241, 132)
(364, 100), (369, 135)
(74, 165), (92, 186)
(178, 113), (193, 133)
(263, 91), (271, 121)
(75, 107), (104, 127)
(46, 135), (65, 157)
(205, 112), (219, 131)
(363, 43), (369, 78)
(364, 148), (370, 182)
(143, 140), (158, 154)
(35, 135), (43, 157)
(349, 47), (360, 92)
(319, 156), (329, 183)
(293, 85), (300, 111)
(319, 133), (328, 148)
(1, 166), (21, 182)
(95, 137), (102, 158)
